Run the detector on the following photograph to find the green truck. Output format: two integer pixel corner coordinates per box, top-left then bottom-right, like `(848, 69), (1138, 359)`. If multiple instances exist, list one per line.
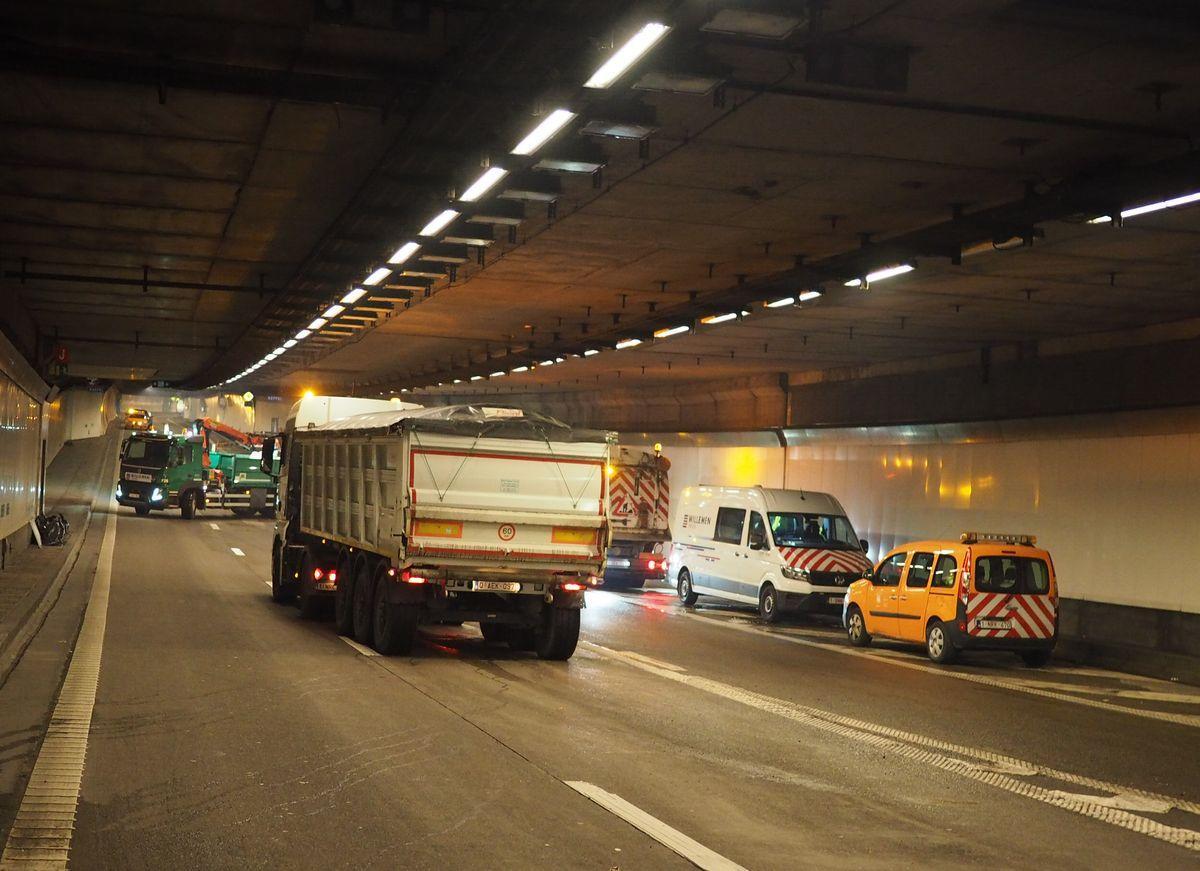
(116, 433), (213, 518)
(208, 448), (276, 516)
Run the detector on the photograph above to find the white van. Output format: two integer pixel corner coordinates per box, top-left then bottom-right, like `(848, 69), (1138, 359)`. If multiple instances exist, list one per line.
(668, 485), (873, 622)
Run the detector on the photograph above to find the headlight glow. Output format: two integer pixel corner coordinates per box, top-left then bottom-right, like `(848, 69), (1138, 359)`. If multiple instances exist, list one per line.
(151, 487), (164, 502)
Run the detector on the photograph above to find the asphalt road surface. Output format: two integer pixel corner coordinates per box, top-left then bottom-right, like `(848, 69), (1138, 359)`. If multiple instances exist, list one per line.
(3, 501), (1198, 870)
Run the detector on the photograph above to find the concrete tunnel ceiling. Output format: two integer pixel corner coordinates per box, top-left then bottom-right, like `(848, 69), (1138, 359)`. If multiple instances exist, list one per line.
(2, 1), (1199, 408)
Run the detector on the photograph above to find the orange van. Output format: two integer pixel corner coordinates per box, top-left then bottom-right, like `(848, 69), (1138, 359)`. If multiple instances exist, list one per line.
(843, 533), (1058, 665)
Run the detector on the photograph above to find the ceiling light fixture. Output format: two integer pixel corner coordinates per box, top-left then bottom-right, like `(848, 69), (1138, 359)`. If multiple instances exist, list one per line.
(322, 304), (346, 318)
(511, 109), (577, 155)
(387, 241), (421, 265)
(490, 371), (506, 378)
(765, 297), (794, 308)
(701, 312), (738, 324)
(295, 329), (312, 340)
(845, 263), (915, 288)
(798, 289), (824, 302)
(615, 338), (642, 349)
(584, 22), (671, 89)
(459, 167), (509, 202)
(363, 267), (391, 286)
(470, 375), (484, 381)
(284, 339), (297, 348)
(1089, 189), (1200, 224)
(511, 365), (529, 373)
(272, 346), (286, 355)
(341, 287), (367, 304)
(653, 325), (690, 338)
(419, 209), (460, 237)
(540, 359), (555, 366)
(583, 348), (600, 356)
(308, 317), (328, 331)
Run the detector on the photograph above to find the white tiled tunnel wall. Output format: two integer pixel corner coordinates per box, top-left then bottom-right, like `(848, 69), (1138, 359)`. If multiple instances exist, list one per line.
(632, 419), (1200, 614)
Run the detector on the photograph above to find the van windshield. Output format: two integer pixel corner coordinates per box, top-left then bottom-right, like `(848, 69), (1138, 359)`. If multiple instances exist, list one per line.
(768, 512), (861, 550)
(123, 439), (170, 466)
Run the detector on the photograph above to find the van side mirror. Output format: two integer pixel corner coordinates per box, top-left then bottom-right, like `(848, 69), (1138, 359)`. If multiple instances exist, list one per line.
(260, 438), (277, 478)
(860, 539), (870, 553)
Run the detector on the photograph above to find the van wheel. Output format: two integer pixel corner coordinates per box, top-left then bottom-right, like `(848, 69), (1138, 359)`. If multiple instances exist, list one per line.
(678, 570), (698, 607)
(847, 606), (871, 647)
(373, 580), (418, 655)
(926, 621), (957, 664)
(134, 505), (150, 517)
(535, 608), (580, 660)
(1021, 649), (1052, 667)
(758, 583), (783, 624)
(180, 490), (196, 520)
(333, 551), (356, 637)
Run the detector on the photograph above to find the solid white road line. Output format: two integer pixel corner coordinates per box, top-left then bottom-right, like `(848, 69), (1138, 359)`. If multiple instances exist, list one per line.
(617, 596), (1200, 728)
(565, 781), (747, 871)
(230, 547), (245, 557)
(209, 522), (220, 530)
(583, 642), (1200, 853)
(340, 637), (379, 657)
(1, 456), (120, 868)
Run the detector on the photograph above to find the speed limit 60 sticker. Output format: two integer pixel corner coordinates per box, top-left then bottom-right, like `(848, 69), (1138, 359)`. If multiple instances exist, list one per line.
(497, 523), (516, 541)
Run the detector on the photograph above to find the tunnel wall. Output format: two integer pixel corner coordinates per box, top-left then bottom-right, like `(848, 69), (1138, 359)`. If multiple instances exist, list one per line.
(0, 328), (47, 560)
(62, 387), (119, 441)
(628, 404), (1200, 674)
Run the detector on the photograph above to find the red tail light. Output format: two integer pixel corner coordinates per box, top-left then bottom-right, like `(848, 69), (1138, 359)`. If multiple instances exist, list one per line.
(647, 559), (657, 570)
(328, 570), (337, 583)
(561, 582), (585, 592)
(313, 567), (324, 581)
(400, 568), (426, 584)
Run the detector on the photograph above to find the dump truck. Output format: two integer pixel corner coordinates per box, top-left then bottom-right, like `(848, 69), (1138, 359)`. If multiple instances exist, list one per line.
(262, 398), (612, 659)
(116, 432), (213, 518)
(603, 444), (671, 588)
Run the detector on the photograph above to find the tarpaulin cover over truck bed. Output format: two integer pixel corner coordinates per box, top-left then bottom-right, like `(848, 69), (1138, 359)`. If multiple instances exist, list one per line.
(301, 404), (614, 445)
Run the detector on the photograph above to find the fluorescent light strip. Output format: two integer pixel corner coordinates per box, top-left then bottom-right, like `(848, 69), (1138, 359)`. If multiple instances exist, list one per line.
(539, 359), (555, 367)
(387, 241), (421, 265)
(308, 317), (328, 331)
(765, 297), (794, 308)
(470, 375), (484, 381)
(323, 304), (345, 318)
(272, 346), (286, 355)
(701, 312), (737, 324)
(419, 209), (460, 237)
(363, 268), (391, 286)
(295, 329), (312, 340)
(615, 338), (642, 349)
(653, 325), (690, 338)
(459, 167), (509, 202)
(584, 22), (671, 89)
(845, 263), (915, 287)
(341, 287), (367, 304)
(490, 371), (506, 378)
(1090, 190), (1200, 224)
(583, 348), (600, 356)
(798, 289), (823, 302)
(284, 339), (297, 348)
(511, 109), (577, 155)
(511, 365), (529, 373)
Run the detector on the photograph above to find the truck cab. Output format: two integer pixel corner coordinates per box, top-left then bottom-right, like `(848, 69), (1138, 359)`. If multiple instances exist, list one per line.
(116, 433), (210, 518)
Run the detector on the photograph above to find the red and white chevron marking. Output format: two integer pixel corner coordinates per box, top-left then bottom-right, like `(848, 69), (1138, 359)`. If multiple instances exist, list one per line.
(609, 467), (669, 531)
(967, 592), (1057, 639)
(778, 546), (873, 575)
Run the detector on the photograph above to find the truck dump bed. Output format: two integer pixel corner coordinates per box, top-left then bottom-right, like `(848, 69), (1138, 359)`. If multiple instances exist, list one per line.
(295, 405), (612, 578)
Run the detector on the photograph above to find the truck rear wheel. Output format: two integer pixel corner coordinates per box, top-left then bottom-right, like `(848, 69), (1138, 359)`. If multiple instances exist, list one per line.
(373, 580), (418, 655)
(180, 490), (196, 520)
(333, 551), (356, 636)
(297, 551), (324, 620)
(535, 608), (580, 661)
(352, 562), (379, 645)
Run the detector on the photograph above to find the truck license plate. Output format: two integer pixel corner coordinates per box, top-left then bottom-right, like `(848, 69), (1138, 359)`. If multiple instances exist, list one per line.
(828, 595), (844, 605)
(473, 580), (521, 593)
(607, 558), (631, 568)
(977, 619), (1010, 630)
(125, 472), (152, 483)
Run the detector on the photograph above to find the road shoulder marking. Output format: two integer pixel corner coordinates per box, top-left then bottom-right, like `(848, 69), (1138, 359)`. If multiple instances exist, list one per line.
(1, 467), (120, 868)
(340, 637), (379, 657)
(565, 781), (747, 871)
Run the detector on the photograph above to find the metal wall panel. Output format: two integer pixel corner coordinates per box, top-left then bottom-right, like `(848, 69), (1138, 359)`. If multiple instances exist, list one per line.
(0, 371), (42, 541)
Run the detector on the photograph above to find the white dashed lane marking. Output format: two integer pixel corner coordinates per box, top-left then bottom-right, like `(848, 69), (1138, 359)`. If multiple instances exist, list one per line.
(230, 547), (245, 557)
(565, 781), (747, 871)
(583, 642), (1200, 854)
(208, 522), (220, 530)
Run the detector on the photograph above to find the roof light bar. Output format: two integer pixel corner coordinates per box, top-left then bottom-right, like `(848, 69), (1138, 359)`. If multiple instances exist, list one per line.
(615, 338), (642, 349)
(341, 287), (367, 304)
(511, 109), (577, 155)
(363, 268), (391, 286)
(845, 263), (915, 288)
(322, 304), (345, 319)
(653, 325), (690, 338)
(584, 22), (671, 89)
(1089, 189), (1200, 224)
(459, 167), (509, 202)
(387, 241), (421, 265)
(419, 209), (460, 237)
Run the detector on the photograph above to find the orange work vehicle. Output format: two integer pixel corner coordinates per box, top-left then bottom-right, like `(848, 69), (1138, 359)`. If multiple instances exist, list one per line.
(843, 532), (1058, 666)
